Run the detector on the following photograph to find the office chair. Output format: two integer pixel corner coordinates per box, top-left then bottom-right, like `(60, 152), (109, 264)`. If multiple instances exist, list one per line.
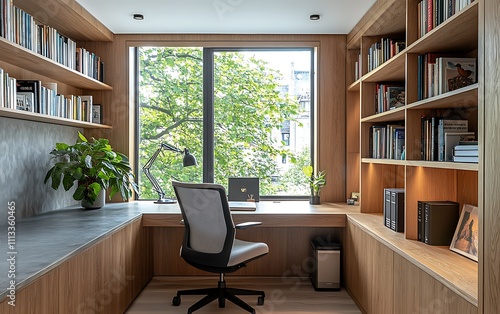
(171, 181), (269, 314)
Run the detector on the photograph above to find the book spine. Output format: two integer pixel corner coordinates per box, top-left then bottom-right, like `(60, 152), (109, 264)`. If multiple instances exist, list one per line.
(390, 191), (396, 230)
(418, 201), (424, 241)
(424, 203), (430, 244)
(384, 189), (391, 229)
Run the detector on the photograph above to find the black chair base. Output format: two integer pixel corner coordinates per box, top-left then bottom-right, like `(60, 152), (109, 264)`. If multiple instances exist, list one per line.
(172, 274), (265, 314)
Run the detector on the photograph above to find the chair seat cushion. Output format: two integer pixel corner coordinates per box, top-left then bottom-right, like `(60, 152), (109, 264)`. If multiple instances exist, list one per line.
(228, 239), (269, 267)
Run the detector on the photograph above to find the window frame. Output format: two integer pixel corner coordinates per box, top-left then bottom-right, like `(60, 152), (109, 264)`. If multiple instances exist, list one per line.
(134, 46), (317, 201)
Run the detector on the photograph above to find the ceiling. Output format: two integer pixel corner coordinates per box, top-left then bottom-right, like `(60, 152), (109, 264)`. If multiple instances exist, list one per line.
(75, 0), (376, 35)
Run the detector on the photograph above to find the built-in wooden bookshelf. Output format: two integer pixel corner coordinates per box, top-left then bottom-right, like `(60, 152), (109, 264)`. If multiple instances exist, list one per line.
(0, 0), (113, 129)
(345, 0), (479, 312)
(13, 0), (114, 42)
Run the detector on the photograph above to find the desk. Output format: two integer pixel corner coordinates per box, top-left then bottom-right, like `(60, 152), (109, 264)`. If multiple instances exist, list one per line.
(0, 201), (358, 311)
(141, 200), (358, 227)
(141, 201), (359, 276)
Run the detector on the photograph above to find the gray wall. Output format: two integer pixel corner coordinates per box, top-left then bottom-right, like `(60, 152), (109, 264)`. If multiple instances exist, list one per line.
(0, 117), (80, 225)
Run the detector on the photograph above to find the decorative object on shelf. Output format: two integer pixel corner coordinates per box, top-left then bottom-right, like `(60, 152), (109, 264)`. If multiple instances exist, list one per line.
(92, 104), (102, 124)
(142, 143), (197, 204)
(44, 132), (138, 209)
(450, 204), (479, 262)
(302, 165), (326, 205)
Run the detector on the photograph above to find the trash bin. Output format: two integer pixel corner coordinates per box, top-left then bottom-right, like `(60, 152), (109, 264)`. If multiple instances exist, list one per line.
(310, 239), (341, 291)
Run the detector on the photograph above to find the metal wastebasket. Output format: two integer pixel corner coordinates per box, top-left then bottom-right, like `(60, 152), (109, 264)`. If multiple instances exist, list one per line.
(310, 239), (341, 290)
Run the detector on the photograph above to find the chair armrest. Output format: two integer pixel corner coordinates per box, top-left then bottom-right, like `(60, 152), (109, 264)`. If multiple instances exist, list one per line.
(235, 221), (262, 229)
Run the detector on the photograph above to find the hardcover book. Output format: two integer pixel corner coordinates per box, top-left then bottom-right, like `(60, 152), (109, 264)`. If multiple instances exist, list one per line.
(390, 188), (405, 232)
(438, 57), (476, 93)
(438, 119), (469, 161)
(423, 201), (460, 245)
(16, 80), (41, 113)
(16, 92), (34, 112)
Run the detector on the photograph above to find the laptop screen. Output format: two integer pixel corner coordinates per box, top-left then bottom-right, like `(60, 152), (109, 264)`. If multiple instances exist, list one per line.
(227, 177), (260, 202)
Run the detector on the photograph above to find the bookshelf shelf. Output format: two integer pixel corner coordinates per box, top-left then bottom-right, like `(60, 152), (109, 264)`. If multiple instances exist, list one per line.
(0, 107), (112, 129)
(0, 37), (113, 91)
(361, 106), (405, 123)
(406, 1), (478, 54)
(361, 158), (406, 166)
(348, 80), (361, 91)
(361, 52), (406, 83)
(406, 84), (478, 110)
(13, 0), (113, 42)
(406, 160), (478, 171)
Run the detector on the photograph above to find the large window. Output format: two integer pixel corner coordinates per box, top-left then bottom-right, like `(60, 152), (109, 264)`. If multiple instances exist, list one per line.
(137, 47), (314, 200)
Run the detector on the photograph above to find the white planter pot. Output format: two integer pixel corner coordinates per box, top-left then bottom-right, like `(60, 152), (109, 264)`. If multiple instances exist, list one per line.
(81, 189), (106, 209)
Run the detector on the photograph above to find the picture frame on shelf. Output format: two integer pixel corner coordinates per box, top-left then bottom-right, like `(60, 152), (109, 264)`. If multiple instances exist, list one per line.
(92, 104), (102, 124)
(450, 204), (479, 262)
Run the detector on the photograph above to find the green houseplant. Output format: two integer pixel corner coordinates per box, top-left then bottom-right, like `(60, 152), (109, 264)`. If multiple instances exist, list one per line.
(302, 165), (326, 204)
(44, 132), (138, 209)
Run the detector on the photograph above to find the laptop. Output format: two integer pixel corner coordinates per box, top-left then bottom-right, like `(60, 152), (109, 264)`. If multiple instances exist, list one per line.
(227, 177), (260, 202)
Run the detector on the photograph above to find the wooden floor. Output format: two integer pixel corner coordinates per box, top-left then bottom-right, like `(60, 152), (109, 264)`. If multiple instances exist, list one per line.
(125, 276), (361, 314)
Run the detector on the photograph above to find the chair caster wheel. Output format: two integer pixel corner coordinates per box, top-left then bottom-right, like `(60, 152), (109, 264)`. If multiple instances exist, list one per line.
(257, 296), (265, 305)
(172, 296), (181, 306)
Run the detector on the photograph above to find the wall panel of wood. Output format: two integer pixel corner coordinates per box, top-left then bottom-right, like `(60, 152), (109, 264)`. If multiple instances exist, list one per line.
(82, 34), (347, 202)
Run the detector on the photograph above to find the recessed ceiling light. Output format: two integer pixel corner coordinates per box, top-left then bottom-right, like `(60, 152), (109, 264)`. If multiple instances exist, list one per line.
(133, 14), (144, 20)
(310, 14), (320, 21)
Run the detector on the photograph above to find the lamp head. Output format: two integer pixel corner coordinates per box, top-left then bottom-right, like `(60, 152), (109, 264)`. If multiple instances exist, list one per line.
(182, 148), (197, 167)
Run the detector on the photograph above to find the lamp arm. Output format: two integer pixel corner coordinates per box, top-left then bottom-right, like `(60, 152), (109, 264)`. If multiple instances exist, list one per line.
(142, 143), (184, 202)
(142, 147), (167, 200)
(160, 143), (183, 154)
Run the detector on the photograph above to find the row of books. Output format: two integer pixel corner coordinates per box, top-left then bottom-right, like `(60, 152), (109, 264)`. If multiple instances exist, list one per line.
(375, 84), (405, 114)
(420, 116), (475, 161)
(0, 67), (96, 122)
(367, 37), (406, 72)
(370, 124), (405, 160)
(418, 0), (476, 39)
(0, 0), (104, 82)
(417, 54), (476, 100)
(384, 188), (404, 232)
(453, 141), (478, 163)
(417, 200), (459, 245)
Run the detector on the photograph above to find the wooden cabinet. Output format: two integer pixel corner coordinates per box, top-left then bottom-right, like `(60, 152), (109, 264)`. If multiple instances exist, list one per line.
(345, 216), (478, 313)
(345, 0), (480, 309)
(0, 0), (113, 129)
(0, 217), (152, 313)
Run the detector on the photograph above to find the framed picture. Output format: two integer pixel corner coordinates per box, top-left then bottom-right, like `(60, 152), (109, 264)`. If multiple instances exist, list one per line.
(450, 204), (479, 262)
(92, 104), (102, 124)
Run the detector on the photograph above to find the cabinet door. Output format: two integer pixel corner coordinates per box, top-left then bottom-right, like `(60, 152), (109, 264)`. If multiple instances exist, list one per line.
(393, 253), (478, 313)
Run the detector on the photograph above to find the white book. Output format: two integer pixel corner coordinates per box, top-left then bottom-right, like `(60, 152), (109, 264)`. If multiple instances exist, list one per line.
(0, 67), (4, 108)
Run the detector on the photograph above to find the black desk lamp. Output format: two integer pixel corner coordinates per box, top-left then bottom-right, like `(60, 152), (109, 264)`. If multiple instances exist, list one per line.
(142, 143), (197, 204)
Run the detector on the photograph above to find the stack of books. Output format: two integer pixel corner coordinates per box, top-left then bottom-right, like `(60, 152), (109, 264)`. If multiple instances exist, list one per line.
(453, 141), (478, 163)
(418, 0), (476, 39)
(370, 124), (405, 160)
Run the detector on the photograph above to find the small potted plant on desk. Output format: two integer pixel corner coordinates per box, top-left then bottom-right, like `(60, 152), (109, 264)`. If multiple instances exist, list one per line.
(44, 132), (138, 209)
(303, 165), (326, 205)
